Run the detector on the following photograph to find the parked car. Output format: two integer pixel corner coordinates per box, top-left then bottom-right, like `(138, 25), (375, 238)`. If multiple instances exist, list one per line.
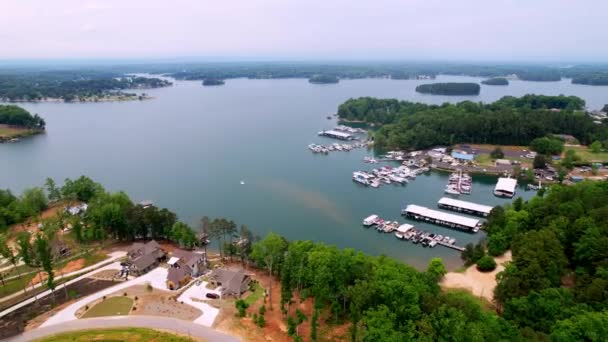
(206, 293), (220, 299)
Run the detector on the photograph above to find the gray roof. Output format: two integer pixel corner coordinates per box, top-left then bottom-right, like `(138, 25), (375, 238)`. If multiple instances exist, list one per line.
(172, 249), (204, 268)
(210, 268), (250, 295)
(128, 240), (164, 259)
(167, 263), (191, 284)
(132, 253), (158, 270)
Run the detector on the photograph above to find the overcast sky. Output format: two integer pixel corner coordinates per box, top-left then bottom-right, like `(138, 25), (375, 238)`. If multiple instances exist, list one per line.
(1, 0), (606, 62)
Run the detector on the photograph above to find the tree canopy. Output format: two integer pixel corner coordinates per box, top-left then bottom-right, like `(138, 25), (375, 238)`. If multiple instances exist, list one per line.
(481, 77), (509, 86)
(0, 105), (45, 129)
(336, 95), (601, 151)
(415, 82), (480, 95)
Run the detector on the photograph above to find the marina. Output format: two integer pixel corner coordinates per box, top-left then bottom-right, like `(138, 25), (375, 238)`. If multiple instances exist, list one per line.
(307, 141), (370, 154)
(352, 165), (429, 188)
(445, 171), (472, 195)
(362, 215), (464, 250)
(437, 197), (494, 217)
(401, 204), (483, 232)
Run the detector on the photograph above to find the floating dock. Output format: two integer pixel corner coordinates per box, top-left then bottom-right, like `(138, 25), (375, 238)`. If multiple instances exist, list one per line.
(318, 130), (354, 140)
(437, 197), (494, 217)
(402, 204), (482, 232)
(437, 241), (465, 251)
(494, 177), (517, 198)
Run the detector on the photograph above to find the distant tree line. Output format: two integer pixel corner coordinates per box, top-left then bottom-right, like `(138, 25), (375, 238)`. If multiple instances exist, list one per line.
(0, 71), (172, 102)
(415, 82), (481, 95)
(202, 78), (225, 86)
(481, 77), (509, 86)
(0, 105), (45, 129)
(337, 95), (603, 151)
(308, 75), (339, 84)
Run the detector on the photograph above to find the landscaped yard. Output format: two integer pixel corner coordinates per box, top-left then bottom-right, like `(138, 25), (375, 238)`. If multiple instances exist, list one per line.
(34, 327), (197, 342)
(243, 281), (265, 306)
(81, 296), (133, 318)
(0, 273), (36, 297)
(566, 145), (608, 162)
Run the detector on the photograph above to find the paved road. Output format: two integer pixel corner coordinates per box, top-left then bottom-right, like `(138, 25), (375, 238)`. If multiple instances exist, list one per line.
(0, 251), (126, 317)
(40, 266), (169, 327)
(6, 316), (241, 342)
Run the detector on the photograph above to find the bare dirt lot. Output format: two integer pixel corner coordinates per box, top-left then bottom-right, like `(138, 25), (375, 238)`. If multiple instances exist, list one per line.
(0, 277), (118, 340)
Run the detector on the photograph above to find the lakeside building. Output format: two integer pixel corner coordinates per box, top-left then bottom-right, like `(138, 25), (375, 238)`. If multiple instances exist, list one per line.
(402, 204), (482, 232)
(494, 177), (518, 198)
(318, 130), (354, 140)
(437, 197), (494, 217)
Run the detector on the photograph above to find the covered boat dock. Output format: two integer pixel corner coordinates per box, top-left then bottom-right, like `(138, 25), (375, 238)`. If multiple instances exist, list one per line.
(402, 204), (481, 232)
(437, 197), (494, 217)
(318, 130), (354, 140)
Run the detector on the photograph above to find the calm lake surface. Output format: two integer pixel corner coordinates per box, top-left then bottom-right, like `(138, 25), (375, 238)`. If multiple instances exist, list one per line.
(1, 75), (606, 269)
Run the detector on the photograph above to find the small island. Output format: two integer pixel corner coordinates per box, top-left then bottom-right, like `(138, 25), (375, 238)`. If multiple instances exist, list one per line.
(308, 74), (339, 84)
(572, 74), (608, 86)
(0, 105), (46, 142)
(415, 82), (480, 95)
(202, 78), (226, 86)
(481, 77), (509, 86)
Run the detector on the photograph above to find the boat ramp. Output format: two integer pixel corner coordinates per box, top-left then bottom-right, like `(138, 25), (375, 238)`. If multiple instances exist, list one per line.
(401, 204), (482, 233)
(437, 197), (494, 217)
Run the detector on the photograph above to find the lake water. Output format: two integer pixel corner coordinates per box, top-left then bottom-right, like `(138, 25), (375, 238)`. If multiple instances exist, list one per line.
(1, 75), (606, 269)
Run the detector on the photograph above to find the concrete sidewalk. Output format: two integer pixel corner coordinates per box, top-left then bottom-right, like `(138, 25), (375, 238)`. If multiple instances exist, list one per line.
(0, 251), (126, 318)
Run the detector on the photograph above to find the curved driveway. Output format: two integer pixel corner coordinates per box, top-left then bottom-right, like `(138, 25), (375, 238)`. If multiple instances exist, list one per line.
(7, 316), (240, 342)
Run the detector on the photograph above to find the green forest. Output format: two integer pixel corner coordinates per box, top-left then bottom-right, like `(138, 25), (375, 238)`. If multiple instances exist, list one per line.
(245, 181), (608, 341)
(482, 78), (509, 86)
(0, 71), (172, 101)
(336, 95), (605, 151)
(0, 105), (45, 129)
(415, 83), (480, 95)
(572, 73), (608, 86)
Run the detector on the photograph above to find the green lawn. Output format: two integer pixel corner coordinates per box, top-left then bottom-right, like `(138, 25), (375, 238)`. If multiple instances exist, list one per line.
(34, 327), (197, 342)
(243, 282), (265, 306)
(0, 273), (36, 297)
(567, 145), (608, 162)
(82, 296), (134, 318)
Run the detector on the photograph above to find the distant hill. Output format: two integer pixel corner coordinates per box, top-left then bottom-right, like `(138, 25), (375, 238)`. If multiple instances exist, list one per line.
(415, 82), (480, 95)
(202, 78), (225, 86)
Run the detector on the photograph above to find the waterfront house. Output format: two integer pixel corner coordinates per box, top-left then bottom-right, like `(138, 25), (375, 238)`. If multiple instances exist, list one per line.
(209, 268), (251, 298)
(127, 240), (166, 275)
(166, 261), (192, 290)
(170, 248), (207, 277)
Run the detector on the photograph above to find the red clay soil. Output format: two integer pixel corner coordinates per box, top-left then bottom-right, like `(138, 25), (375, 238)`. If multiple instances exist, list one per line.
(216, 262), (350, 342)
(28, 258), (86, 287)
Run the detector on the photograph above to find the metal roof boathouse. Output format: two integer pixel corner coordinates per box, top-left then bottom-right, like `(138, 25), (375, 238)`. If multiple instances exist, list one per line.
(402, 204), (482, 232)
(437, 197), (494, 217)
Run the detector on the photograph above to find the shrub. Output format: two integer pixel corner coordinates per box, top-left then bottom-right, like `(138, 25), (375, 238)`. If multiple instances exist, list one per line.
(490, 147), (504, 159)
(134, 296), (138, 301)
(257, 314), (266, 328)
(259, 305), (266, 316)
(146, 282), (153, 292)
(235, 299), (249, 317)
(102, 296), (106, 300)
(476, 255), (497, 272)
(123, 292), (127, 296)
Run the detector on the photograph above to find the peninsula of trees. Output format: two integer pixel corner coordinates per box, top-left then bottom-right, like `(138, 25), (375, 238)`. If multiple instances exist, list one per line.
(0, 105), (46, 141)
(337, 95), (606, 151)
(572, 73), (608, 86)
(308, 74), (339, 84)
(202, 78), (225, 86)
(415, 82), (481, 95)
(0, 71), (172, 102)
(481, 77), (509, 85)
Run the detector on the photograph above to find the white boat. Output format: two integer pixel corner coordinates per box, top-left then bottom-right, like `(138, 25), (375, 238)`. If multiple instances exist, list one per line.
(429, 240), (437, 248)
(445, 187), (460, 195)
(370, 181), (380, 188)
(363, 215), (379, 226)
(394, 224), (414, 239)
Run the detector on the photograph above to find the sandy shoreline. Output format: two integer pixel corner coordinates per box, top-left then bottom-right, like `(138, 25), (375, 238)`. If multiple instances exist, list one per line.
(440, 251), (512, 302)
